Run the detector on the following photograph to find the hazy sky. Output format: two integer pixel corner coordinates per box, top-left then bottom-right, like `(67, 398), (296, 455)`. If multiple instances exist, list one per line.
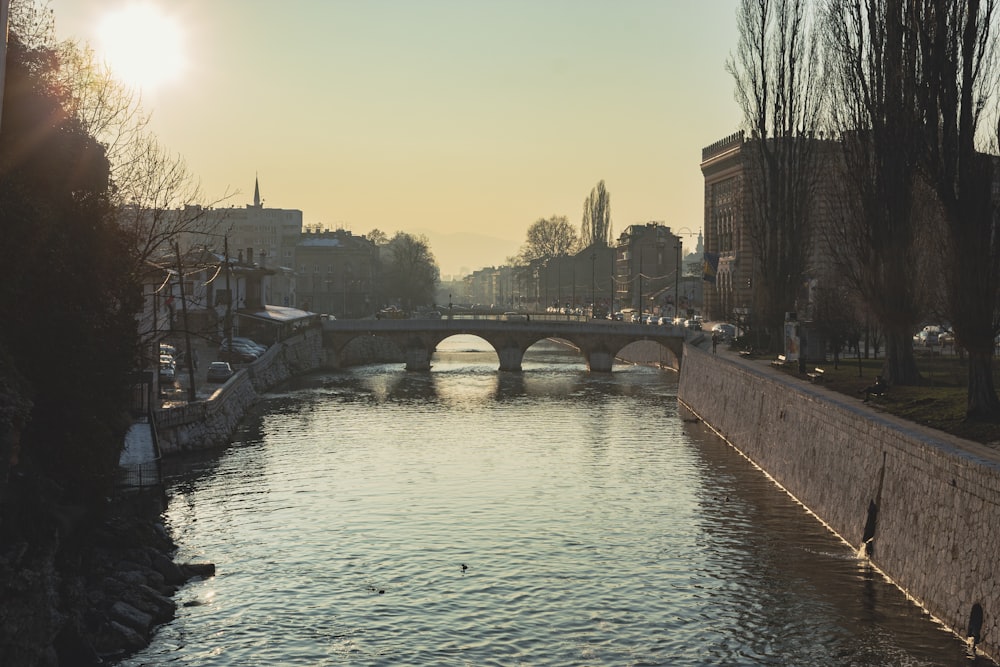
(46, 0), (743, 274)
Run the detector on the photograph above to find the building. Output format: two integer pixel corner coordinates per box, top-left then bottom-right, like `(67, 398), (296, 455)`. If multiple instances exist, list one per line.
(701, 131), (843, 333)
(174, 178), (303, 307)
(614, 223), (683, 317)
(700, 132), (754, 324)
(294, 228), (378, 318)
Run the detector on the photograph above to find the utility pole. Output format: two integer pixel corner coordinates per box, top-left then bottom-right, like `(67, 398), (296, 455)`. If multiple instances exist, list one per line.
(674, 240), (682, 320)
(224, 235), (233, 344)
(174, 242), (197, 403)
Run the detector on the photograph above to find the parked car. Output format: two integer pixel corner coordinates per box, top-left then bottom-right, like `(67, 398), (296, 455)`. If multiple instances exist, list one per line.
(913, 327), (940, 347)
(712, 323), (737, 339)
(206, 361), (234, 383)
(159, 363), (176, 383)
(219, 341), (260, 363)
(222, 337), (267, 355)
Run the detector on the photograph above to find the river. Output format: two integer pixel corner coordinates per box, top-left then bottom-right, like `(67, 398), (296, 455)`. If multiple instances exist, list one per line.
(121, 336), (991, 666)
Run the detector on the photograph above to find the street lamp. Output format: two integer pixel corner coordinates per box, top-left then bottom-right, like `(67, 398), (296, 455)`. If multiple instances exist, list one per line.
(590, 251), (596, 318)
(674, 240), (682, 319)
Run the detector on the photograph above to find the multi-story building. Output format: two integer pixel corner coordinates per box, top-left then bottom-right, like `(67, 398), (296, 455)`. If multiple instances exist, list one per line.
(700, 132), (753, 324)
(173, 178), (303, 307)
(614, 222), (683, 317)
(294, 228), (378, 318)
(701, 131), (842, 330)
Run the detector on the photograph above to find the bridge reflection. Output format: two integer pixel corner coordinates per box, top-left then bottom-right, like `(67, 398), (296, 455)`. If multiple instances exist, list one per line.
(321, 317), (687, 372)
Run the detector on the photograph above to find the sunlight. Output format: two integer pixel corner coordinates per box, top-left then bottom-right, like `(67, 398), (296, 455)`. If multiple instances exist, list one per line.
(96, 3), (186, 93)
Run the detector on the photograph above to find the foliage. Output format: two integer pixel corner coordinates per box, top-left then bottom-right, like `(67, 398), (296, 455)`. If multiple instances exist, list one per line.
(518, 215), (579, 264)
(912, 0), (1000, 419)
(727, 0), (824, 354)
(366, 228), (389, 246)
(0, 15), (140, 501)
(581, 180), (612, 247)
(378, 232), (440, 308)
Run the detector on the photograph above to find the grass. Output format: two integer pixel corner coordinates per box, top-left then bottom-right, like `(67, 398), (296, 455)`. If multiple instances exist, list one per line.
(753, 348), (1000, 449)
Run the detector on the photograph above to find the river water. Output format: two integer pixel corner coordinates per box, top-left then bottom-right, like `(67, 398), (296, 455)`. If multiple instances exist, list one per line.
(123, 336), (991, 666)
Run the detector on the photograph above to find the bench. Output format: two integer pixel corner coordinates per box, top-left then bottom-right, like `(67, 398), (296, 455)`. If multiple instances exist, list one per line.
(807, 367), (825, 382)
(770, 354), (787, 368)
(862, 379), (888, 402)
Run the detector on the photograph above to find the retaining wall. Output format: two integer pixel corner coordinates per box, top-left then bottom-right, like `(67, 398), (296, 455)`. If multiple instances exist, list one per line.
(154, 328), (403, 455)
(677, 343), (1000, 660)
(155, 329), (325, 454)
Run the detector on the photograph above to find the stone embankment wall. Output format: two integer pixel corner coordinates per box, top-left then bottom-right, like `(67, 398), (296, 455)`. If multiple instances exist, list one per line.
(155, 329), (324, 454)
(678, 344), (1000, 661)
(155, 328), (402, 454)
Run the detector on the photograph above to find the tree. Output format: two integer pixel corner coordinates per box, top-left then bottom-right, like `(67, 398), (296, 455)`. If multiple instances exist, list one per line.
(581, 180), (612, 247)
(915, 0), (1000, 419)
(49, 31), (233, 367)
(379, 232), (439, 309)
(518, 215), (578, 263)
(823, 0), (927, 385)
(728, 0), (824, 353)
(366, 228), (389, 246)
(0, 20), (139, 501)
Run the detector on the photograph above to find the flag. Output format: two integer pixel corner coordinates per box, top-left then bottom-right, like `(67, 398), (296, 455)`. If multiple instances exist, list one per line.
(702, 252), (719, 284)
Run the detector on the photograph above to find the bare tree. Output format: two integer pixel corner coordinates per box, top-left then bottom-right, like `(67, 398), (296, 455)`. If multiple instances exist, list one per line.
(823, 0), (927, 385)
(518, 215), (579, 263)
(728, 0), (825, 353)
(916, 0), (1000, 418)
(581, 180), (612, 247)
(379, 232), (440, 309)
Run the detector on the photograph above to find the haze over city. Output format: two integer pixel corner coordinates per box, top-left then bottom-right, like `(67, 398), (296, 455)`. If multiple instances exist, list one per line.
(47, 0), (742, 275)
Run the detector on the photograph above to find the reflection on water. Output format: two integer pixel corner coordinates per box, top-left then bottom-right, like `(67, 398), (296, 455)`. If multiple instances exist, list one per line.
(127, 336), (992, 666)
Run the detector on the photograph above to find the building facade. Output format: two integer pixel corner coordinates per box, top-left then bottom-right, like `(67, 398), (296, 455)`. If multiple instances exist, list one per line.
(614, 223), (683, 317)
(294, 229), (378, 318)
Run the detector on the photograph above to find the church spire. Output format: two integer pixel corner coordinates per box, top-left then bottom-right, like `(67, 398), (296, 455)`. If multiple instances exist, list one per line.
(253, 174), (261, 207)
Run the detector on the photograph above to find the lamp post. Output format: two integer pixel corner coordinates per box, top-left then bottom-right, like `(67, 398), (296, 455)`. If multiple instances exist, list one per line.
(343, 266), (353, 318)
(674, 240), (682, 320)
(637, 244), (643, 319)
(590, 250), (596, 318)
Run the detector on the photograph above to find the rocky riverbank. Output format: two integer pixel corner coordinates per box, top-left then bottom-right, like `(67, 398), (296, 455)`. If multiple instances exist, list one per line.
(0, 485), (214, 666)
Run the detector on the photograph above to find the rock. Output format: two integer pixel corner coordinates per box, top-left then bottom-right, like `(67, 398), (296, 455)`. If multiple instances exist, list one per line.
(107, 620), (147, 653)
(182, 562), (216, 579)
(152, 553), (186, 586)
(110, 601), (153, 636)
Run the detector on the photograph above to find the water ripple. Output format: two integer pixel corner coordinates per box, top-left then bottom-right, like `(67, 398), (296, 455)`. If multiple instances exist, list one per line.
(127, 339), (990, 666)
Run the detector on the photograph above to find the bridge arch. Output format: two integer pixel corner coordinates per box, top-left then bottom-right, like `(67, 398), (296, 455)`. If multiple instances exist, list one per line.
(321, 319), (685, 372)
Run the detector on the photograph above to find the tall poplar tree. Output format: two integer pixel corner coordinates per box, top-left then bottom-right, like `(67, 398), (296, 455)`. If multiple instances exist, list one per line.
(916, 0), (1000, 418)
(581, 180), (612, 247)
(824, 0), (926, 385)
(728, 0), (824, 352)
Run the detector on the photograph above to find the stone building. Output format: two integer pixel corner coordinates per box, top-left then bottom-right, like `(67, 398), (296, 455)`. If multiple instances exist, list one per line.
(294, 228), (378, 318)
(700, 132), (840, 329)
(700, 132), (754, 324)
(614, 222), (683, 317)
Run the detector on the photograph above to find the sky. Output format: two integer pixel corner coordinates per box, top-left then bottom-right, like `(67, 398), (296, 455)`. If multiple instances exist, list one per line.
(46, 0), (743, 276)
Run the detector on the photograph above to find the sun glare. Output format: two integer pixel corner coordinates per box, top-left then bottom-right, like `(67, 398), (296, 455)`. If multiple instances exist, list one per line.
(97, 3), (186, 93)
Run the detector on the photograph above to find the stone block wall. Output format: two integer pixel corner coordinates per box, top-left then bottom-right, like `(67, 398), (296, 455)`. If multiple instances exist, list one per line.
(155, 329), (325, 454)
(678, 344), (1000, 661)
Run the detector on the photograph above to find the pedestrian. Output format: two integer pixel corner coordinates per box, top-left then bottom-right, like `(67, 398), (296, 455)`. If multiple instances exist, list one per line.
(712, 332), (719, 354)
(192, 349), (199, 371)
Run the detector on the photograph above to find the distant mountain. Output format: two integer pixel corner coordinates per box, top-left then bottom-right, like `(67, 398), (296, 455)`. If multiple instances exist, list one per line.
(420, 229), (520, 278)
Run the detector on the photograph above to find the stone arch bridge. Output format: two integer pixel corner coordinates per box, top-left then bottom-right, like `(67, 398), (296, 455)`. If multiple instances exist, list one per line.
(321, 317), (687, 372)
